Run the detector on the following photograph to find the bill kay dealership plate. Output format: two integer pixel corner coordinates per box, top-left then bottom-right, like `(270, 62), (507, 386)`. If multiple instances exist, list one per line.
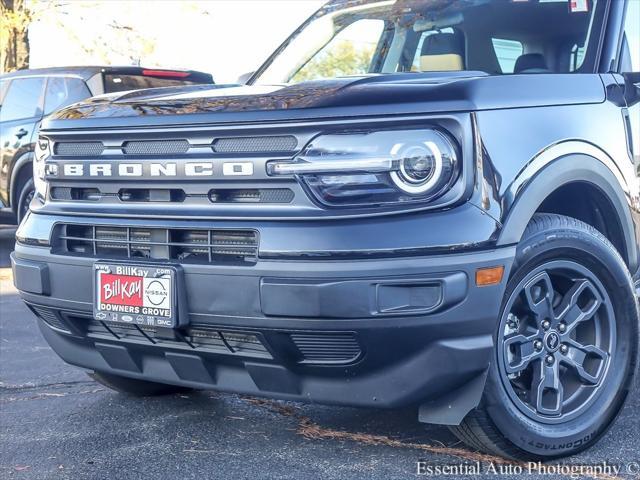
(93, 263), (178, 328)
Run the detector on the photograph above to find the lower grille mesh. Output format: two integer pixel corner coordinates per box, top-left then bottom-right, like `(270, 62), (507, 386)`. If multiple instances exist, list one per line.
(31, 306), (71, 333)
(34, 308), (362, 366)
(82, 319), (271, 358)
(290, 333), (362, 363)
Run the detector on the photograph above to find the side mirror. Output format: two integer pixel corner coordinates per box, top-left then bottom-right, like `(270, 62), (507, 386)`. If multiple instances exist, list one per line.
(237, 71), (255, 85)
(623, 72), (640, 107)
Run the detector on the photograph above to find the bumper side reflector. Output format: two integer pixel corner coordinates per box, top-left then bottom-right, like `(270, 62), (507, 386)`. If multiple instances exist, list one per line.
(475, 266), (504, 287)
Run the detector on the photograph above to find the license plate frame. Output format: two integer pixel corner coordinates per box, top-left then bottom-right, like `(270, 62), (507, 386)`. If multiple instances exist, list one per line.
(93, 262), (181, 328)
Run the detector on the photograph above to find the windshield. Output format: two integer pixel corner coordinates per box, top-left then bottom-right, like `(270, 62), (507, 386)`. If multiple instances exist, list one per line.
(252, 0), (606, 85)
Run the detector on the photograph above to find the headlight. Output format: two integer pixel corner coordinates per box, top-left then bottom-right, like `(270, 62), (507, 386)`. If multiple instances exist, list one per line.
(33, 137), (50, 199)
(267, 129), (458, 207)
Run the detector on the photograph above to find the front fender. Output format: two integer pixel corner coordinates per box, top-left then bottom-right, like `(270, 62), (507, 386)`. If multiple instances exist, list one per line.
(9, 151), (34, 210)
(497, 143), (638, 272)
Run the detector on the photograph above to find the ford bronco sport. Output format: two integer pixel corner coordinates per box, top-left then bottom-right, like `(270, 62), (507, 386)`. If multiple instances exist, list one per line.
(11, 0), (640, 460)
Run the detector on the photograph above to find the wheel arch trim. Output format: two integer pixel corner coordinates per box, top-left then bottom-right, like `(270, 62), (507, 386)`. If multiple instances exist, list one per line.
(497, 141), (638, 271)
(9, 151), (34, 211)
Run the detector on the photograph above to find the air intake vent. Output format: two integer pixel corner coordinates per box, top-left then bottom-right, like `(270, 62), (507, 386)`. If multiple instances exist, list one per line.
(30, 306), (71, 333)
(290, 333), (362, 364)
(172, 229), (258, 264)
(212, 136), (297, 153)
(123, 140), (190, 155)
(54, 141), (105, 156)
(55, 224), (258, 265)
(80, 319), (271, 358)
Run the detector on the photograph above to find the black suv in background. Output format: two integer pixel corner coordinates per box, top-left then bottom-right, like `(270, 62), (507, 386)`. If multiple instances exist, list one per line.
(11, 0), (640, 461)
(0, 66), (214, 223)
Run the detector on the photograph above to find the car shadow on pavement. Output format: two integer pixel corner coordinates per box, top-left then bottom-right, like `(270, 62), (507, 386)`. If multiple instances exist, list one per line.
(0, 238), (15, 268)
(0, 223), (17, 268)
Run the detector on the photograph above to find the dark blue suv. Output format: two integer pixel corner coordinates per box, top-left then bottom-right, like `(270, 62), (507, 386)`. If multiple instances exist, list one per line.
(11, 0), (640, 460)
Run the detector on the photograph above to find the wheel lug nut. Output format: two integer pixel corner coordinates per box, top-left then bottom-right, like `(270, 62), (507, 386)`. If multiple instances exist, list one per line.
(560, 344), (568, 354)
(542, 320), (551, 330)
(558, 323), (566, 333)
(546, 355), (555, 365)
(534, 340), (543, 351)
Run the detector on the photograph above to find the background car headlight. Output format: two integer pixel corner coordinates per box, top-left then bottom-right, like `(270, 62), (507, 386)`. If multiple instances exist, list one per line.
(267, 129), (458, 207)
(33, 137), (50, 199)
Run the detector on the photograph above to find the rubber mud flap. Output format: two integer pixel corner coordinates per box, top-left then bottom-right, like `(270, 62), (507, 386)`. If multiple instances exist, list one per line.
(419, 368), (488, 425)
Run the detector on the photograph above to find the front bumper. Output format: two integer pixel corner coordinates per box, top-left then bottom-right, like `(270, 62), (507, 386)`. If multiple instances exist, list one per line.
(12, 209), (514, 412)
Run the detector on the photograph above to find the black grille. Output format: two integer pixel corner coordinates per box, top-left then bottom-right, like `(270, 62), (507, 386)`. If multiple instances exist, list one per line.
(50, 187), (101, 201)
(290, 333), (362, 364)
(55, 224), (258, 265)
(54, 141), (105, 156)
(208, 188), (294, 204)
(30, 306), (71, 333)
(212, 136), (297, 153)
(118, 189), (186, 202)
(123, 140), (190, 155)
(52, 136), (298, 157)
(82, 319), (271, 358)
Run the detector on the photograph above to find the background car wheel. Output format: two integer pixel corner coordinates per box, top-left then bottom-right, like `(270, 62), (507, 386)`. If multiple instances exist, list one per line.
(450, 213), (638, 460)
(16, 177), (34, 224)
(88, 371), (193, 397)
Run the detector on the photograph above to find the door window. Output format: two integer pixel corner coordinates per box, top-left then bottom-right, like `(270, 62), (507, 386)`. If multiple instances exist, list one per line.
(44, 77), (91, 115)
(0, 77), (45, 122)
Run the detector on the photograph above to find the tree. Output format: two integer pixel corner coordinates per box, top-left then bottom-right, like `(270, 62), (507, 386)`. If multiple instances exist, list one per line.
(292, 40), (375, 83)
(0, 0), (31, 73)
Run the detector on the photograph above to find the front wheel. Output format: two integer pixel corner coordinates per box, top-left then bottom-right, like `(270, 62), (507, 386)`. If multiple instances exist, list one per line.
(16, 178), (34, 224)
(451, 214), (638, 460)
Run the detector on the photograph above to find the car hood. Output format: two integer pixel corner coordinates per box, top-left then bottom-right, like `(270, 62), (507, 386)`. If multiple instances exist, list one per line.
(45, 72), (605, 130)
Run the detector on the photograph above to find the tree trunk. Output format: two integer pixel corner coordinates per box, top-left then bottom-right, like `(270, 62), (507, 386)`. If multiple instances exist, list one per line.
(0, 0), (31, 74)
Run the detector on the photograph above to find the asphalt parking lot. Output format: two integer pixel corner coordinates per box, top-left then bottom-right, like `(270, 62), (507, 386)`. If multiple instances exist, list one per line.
(1, 223), (639, 480)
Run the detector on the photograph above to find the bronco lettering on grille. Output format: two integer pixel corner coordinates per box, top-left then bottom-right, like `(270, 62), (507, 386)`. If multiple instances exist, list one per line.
(47, 162), (255, 179)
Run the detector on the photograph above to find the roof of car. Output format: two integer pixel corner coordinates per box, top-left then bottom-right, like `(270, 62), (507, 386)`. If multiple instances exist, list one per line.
(0, 66), (212, 81)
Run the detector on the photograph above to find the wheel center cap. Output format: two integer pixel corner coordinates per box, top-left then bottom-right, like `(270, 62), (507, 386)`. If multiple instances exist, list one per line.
(545, 331), (561, 352)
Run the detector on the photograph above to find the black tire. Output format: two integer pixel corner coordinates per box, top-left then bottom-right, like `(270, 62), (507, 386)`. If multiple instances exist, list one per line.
(16, 177), (34, 224)
(88, 371), (192, 397)
(450, 213), (638, 460)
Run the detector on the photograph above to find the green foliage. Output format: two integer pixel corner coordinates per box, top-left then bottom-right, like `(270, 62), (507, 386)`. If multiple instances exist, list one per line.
(292, 40), (374, 82)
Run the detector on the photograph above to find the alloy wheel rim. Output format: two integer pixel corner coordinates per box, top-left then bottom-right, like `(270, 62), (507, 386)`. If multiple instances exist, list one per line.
(497, 260), (615, 424)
